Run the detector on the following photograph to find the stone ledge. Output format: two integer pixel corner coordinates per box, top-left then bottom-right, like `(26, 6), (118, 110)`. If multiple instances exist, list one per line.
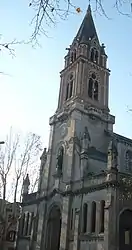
(79, 233), (104, 241)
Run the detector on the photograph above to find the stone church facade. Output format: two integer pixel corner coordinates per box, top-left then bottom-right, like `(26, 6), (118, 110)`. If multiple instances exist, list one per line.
(17, 5), (132, 250)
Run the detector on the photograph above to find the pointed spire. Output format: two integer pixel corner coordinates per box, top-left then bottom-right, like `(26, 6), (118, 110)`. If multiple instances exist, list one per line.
(23, 174), (30, 195)
(75, 4), (99, 44)
(23, 174), (30, 186)
(87, 4), (91, 13)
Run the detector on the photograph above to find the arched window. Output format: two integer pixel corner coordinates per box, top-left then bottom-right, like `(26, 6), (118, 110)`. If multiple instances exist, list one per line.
(95, 50), (98, 64)
(88, 78), (93, 98)
(29, 212), (34, 235)
(83, 203), (88, 233)
(88, 73), (99, 101)
(90, 48), (94, 62)
(119, 209), (132, 250)
(100, 200), (105, 233)
(73, 50), (76, 61)
(94, 81), (98, 100)
(46, 206), (62, 250)
(70, 209), (73, 230)
(70, 52), (74, 63)
(100, 55), (103, 67)
(126, 150), (132, 172)
(56, 146), (64, 175)
(69, 74), (73, 98)
(25, 213), (30, 236)
(65, 83), (69, 100)
(6, 231), (16, 242)
(65, 73), (74, 100)
(91, 201), (96, 233)
(21, 213), (25, 235)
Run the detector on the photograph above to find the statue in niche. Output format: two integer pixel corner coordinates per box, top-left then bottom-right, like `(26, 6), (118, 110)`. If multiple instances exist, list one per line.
(81, 127), (91, 152)
(56, 146), (64, 176)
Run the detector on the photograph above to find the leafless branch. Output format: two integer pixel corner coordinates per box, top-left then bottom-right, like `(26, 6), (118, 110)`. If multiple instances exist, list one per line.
(0, 36), (24, 57)
(28, 0), (132, 43)
(28, 0), (76, 43)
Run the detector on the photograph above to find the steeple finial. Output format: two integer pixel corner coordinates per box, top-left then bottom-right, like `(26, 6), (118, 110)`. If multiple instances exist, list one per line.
(22, 174), (30, 195)
(87, 2), (91, 13)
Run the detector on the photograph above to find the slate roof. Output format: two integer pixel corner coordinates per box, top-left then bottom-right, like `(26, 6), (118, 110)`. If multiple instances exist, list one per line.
(74, 5), (99, 44)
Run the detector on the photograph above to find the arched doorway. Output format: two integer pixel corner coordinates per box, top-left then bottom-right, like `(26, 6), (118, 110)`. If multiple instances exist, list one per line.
(45, 206), (61, 250)
(119, 209), (132, 250)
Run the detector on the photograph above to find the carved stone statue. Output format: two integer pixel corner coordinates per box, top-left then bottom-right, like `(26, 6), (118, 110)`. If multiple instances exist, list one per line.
(81, 126), (91, 152)
(56, 146), (64, 175)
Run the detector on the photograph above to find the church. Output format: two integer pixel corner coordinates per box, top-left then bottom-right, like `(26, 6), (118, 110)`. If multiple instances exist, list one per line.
(17, 5), (132, 250)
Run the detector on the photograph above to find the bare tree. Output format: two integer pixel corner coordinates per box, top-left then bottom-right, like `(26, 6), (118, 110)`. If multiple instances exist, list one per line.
(0, 128), (42, 249)
(28, 0), (132, 42)
(0, 128), (19, 203)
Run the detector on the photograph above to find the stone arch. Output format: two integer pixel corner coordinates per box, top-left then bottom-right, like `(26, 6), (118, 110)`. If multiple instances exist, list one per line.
(119, 209), (132, 250)
(45, 205), (62, 250)
(56, 140), (68, 155)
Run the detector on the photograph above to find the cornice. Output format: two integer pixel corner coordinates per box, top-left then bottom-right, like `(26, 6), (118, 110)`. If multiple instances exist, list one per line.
(60, 55), (110, 75)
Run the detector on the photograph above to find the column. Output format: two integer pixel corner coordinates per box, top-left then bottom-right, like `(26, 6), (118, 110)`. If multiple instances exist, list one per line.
(23, 212), (28, 236)
(76, 61), (83, 96)
(35, 202), (45, 250)
(96, 201), (101, 234)
(73, 210), (79, 250)
(59, 196), (70, 250)
(104, 189), (117, 250)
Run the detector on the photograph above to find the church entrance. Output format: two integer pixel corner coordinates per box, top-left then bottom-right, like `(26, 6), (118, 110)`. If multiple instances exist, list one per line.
(119, 209), (132, 250)
(45, 206), (61, 250)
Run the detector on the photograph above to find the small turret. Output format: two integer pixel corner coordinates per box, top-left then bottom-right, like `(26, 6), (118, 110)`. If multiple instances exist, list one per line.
(40, 148), (47, 167)
(38, 148), (47, 193)
(100, 43), (107, 68)
(22, 174), (30, 195)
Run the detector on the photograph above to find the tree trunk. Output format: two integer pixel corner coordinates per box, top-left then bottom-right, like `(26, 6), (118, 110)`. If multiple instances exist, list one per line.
(13, 177), (19, 216)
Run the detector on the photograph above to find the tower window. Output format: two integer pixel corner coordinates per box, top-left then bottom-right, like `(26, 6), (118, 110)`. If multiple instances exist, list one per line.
(90, 48), (99, 64)
(69, 79), (73, 98)
(70, 52), (74, 63)
(73, 49), (76, 61)
(94, 81), (98, 100)
(100, 55), (103, 67)
(56, 146), (64, 175)
(100, 200), (105, 233)
(66, 83), (69, 100)
(70, 50), (76, 63)
(83, 203), (88, 233)
(125, 150), (132, 172)
(88, 78), (93, 98)
(88, 73), (99, 101)
(90, 48), (94, 62)
(91, 201), (96, 233)
(95, 50), (98, 64)
(65, 73), (74, 101)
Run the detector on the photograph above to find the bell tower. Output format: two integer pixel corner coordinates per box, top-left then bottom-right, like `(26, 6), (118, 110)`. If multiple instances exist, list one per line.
(41, 4), (115, 193)
(57, 5), (110, 116)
